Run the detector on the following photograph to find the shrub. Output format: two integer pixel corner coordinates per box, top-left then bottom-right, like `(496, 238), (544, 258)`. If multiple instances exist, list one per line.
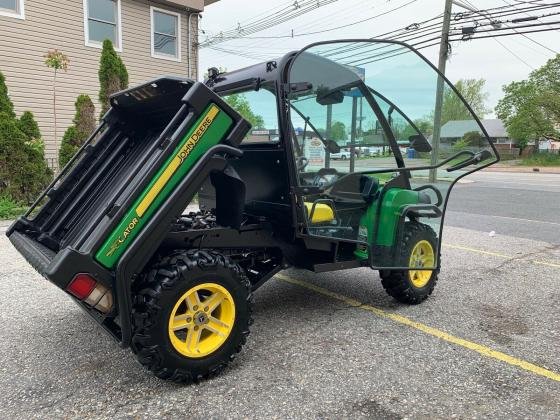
(99, 40), (128, 116)
(0, 113), (52, 203)
(17, 111), (45, 155)
(0, 114), (28, 196)
(74, 94), (96, 135)
(0, 195), (27, 220)
(462, 131), (483, 147)
(0, 72), (52, 203)
(452, 138), (470, 152)
(20, 141), (52, 203)
(521, 152), (560, 167)
(59, 126), (79, 168)
(0, 71), (15, 119)
(17, 111), (41, 140)
(59, 94), (96, 167)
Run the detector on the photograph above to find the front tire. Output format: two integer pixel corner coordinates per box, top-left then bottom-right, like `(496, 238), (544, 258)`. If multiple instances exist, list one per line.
(131, 250), (252, 383)
(380, 222), (438, 304)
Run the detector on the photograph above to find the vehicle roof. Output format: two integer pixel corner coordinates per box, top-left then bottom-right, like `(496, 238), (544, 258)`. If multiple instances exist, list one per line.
(205, 51), (298, 94)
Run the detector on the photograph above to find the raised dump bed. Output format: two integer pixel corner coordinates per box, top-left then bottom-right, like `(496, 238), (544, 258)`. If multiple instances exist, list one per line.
(7, 77), (249, 338)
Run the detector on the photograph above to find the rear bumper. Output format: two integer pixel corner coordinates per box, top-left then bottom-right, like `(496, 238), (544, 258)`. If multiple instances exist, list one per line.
(8, 230), (55, 277)
(7, 222), (114, 290)
(6, 227), (123, 342)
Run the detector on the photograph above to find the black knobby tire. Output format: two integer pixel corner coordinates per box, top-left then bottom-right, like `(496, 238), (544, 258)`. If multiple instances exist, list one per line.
(131, 249), (253, 383)
(380, 222), (438, 305)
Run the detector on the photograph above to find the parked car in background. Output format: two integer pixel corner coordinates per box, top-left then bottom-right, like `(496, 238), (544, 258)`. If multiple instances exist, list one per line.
(330, 148), (351, 160)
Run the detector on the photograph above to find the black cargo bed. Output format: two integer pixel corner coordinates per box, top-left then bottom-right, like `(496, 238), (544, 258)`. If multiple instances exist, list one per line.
(7, 77), (250, 295)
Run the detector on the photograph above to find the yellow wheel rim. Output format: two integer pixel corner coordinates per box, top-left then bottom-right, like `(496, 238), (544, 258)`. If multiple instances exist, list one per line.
(168, 283), (235, 358)
(408, 240), (435, 288)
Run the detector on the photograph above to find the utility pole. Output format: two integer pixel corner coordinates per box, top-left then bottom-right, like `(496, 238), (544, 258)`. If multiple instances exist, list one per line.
(429, 0), (453, 183)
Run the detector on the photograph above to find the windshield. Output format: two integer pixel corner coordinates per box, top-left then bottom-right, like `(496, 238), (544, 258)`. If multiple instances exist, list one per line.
(288, 40), (497, 175)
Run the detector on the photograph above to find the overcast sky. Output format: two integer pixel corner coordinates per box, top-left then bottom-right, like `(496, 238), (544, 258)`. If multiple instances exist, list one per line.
(198, 0), (560, 116)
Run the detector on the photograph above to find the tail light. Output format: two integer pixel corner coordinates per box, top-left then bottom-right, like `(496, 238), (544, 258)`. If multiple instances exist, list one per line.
(67, 274), (114, 313)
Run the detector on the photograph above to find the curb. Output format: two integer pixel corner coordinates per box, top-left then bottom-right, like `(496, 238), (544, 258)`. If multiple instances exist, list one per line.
(483, 167), (560, 174)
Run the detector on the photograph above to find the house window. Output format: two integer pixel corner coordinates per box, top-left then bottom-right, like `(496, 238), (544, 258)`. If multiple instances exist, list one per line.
(0, 0), (25, 19)
(84, 0), (122, 50)
(151, 7), (181, 61)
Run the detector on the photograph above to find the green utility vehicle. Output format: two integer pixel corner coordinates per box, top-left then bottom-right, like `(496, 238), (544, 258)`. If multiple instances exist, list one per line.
(7, 40), (498, 382)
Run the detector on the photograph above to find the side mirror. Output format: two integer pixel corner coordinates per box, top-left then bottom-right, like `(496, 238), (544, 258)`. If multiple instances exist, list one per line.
(316, 87), (344, 105)
(325, 139), (341, 154)
(409, 134), (432, 153)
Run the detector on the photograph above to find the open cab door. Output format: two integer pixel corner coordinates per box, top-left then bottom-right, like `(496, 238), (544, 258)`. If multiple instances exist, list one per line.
(287, 40), (499, 272)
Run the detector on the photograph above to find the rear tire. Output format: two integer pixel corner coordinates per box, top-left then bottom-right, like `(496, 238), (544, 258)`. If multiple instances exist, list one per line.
(131, 250), (252, 383)
(380, 222), (438, 304)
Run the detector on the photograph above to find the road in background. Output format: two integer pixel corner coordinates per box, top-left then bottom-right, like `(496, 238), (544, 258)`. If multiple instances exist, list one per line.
(446, 171), (560, 244)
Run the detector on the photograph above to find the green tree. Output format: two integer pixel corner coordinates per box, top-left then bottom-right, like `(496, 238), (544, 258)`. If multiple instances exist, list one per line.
(99, 40), (129, 116)
(59, 126), (79, 167)
(414, 117), (434, 136)
(452, 137), (471, 153)
(0, 71), (15, 119)
(224, 94), (265, 128)
(441, 78), (490, 125)
(0, 113), (27, 198)
(0, 73), (51, 202)
(462, 131), (483, 147)
(496, 54), (560, 150)
(0, 114), (51, 203)
(531, 54), (560, 122)
(330, 121), (347, 141)
(59, 94), (96, 167)
(44, 49), (70, 154)
(17, 111), (41, 140)
(496, 80), (558, 151)
(18, 111), (45, 155)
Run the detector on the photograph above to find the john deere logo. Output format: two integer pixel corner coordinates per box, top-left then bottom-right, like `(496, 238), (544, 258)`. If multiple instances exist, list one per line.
(106, 217), (139, 257)
(135, 105), (220, 218)
(102, 105), (221, 259)
(177, 114), (214, 163)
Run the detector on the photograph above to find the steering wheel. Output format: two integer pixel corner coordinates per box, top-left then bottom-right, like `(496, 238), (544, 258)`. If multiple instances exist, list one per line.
(296, 156), (309, 171)
(312, 167), (340, 187)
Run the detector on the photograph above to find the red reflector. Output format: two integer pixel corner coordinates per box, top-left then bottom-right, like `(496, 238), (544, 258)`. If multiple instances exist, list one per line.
(67, 274), (97, 300)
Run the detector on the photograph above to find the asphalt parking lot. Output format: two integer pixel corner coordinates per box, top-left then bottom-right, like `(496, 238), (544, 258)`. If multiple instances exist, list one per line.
(0, 171), (559, 419)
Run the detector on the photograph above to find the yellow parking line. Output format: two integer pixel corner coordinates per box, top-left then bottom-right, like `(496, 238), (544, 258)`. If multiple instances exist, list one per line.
(444, 244), (510, 259)
(533, 260), (560, 268)
(445, 244), (560, 268)
(276, 274), (560, 383)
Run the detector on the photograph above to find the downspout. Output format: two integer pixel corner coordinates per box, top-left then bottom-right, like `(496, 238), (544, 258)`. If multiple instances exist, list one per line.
(187, 10), (199, 79)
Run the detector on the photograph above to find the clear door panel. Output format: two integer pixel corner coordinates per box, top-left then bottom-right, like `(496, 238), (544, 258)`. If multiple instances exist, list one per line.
(288, 41), (498, 269)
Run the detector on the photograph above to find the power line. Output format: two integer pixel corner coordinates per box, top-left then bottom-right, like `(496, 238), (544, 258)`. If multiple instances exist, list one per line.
(498, 0), (559, 52)
(461, 0), (559, 53)
(493, 37), (536, 68)
(200, 0), (421, 46)
(319, 14), (560, 66)
(206, 0), (560, 45)
(200, 0), (341, 47)
(201, 1), (560, 68)
(455, 0), (551, 67)
(204, 0), (374, 54)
